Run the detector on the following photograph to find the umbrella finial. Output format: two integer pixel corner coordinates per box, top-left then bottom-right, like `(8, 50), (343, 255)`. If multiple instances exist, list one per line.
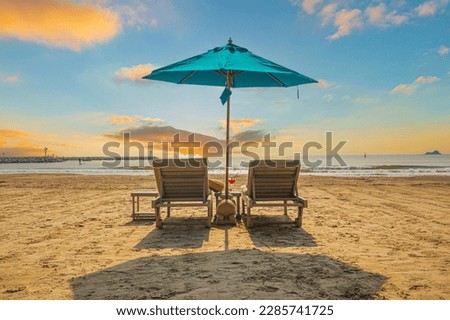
(228, 37), (232, 44)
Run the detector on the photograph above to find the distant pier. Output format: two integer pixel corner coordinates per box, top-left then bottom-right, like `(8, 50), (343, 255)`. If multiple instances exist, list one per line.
(0, 156), (153, 164)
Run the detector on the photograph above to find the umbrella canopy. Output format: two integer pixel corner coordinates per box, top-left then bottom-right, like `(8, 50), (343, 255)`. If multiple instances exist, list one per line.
(143, 38), (317, 205)
(144, 39), (317, 88)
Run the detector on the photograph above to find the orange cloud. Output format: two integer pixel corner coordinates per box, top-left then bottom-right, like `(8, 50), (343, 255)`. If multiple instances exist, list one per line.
(0, 128), (82, 156)
(0, 130), (47, 156)
(220, 119), (262, 135)
(0, 129), (29, 138)
(109, 114), (163, 125)
(104, 124), (224, 157)
(345, 124), (450, 155)
(0, 0), (121, 51)
(277, 122), (450, 155)
(1, 75), (19, 83)
(391, 76), (440, 94)
(0, 129), (29, 146)
(114, 64), (158, 82)
(233, 130), (267, 143)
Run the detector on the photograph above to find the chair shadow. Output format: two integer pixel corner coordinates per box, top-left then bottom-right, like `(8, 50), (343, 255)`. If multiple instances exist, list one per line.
(241, 211), (317, 247)
(70, 250), (386, 299)
(134, 223), (211, 249)
(123, 220), (154, 227)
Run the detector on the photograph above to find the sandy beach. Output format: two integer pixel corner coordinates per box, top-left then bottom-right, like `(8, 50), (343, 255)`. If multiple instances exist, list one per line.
(0, 173), (449, 300)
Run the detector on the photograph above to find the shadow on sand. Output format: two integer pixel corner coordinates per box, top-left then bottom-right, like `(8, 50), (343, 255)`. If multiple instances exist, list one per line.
(246, 224), (317, 248)
(70, 250), (386, 300)
(134, 223), (211, 249)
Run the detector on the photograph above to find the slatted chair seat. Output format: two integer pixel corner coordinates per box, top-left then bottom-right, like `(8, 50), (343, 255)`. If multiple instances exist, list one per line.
(152, 158), (213, 229)
(241, 160), (308, 228)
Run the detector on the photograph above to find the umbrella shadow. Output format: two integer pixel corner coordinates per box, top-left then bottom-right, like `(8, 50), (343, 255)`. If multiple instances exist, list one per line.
(70, 250), (386, 299)
(134, 224), (211, 249)
(246, 224), (317, 248)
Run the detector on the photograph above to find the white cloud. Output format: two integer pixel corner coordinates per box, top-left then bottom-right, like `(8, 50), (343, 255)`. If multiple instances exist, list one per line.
(366, 3), (408, 27)
(112, 2), (158, 29)
(107, 0), (179, 30)
(114, 64), (158, 82)
(292, 1), (447, 41)
(391, 83), (416, 94)
(317, 79), (331, 88)
(415, 0), (449, 17)
(327, 9), (363, 41)
(391, 75), (440, 94)
(438, 45), (449, 55)
(415, 75), (440, 84)
(319, 3), (338, 26)
(302, 0), (323, 15)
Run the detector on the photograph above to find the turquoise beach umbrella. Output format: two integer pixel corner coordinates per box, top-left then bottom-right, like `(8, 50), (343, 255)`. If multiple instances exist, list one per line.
(143, 38), (317, 203)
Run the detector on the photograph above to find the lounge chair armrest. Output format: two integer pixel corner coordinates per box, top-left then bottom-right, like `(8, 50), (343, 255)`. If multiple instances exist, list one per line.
(205, 190), (214, 203)
(241, 193), (254, 208)
(296, 196), (308, 208)
(152, 196), (162, 208)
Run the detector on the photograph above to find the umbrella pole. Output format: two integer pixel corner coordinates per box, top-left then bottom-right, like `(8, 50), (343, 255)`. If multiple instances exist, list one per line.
(225, 72), (231, 200)
(215, 71), (236, 223)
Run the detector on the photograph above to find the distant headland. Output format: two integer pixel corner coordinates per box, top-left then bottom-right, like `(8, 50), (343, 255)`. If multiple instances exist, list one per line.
(424, 150), (441, 155)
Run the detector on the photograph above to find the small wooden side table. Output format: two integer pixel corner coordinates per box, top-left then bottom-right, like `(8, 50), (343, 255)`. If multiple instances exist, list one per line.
(131, 189), (158, 220)
(214, 190), (242, 214)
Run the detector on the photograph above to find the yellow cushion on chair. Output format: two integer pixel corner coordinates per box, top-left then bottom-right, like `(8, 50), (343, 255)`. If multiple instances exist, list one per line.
(208, 179), (225, 192)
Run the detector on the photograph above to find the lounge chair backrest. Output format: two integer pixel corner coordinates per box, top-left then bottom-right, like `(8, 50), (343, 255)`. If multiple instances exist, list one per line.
(153, 158), (209, 201)
(247, 160), (300, 200)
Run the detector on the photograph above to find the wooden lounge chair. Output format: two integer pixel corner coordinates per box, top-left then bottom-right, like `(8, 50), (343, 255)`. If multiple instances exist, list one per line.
(241, 160), (308, 228)
(152, 158), (213, 229)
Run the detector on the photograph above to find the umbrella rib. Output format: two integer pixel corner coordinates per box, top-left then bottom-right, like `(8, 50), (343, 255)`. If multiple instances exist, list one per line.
(215, 70), (227, 77)
(179, 71), (197, 84)
(266, 73), (286, 87)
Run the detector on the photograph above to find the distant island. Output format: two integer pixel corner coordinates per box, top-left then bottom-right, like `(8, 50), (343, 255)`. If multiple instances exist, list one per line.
(424, 150), (441, 155)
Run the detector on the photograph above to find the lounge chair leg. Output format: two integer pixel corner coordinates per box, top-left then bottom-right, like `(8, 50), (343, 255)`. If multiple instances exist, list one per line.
(284, 200), (288, 215)
(296, 207), (303, 228)
(215, 193), (219, 208)
(137, 196), (140, 212)
(156, 207), (163, 229)
(205, 204), (212, 228)
(167, 202), (171, 217)
(246, 207), (252, 228)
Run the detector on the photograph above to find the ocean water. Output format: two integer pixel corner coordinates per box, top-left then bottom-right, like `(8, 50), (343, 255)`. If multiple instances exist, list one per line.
(0, 154), (449, 177)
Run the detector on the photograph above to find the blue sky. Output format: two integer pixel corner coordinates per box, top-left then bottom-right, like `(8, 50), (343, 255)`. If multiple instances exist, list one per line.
(0, 0), (449, 157)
